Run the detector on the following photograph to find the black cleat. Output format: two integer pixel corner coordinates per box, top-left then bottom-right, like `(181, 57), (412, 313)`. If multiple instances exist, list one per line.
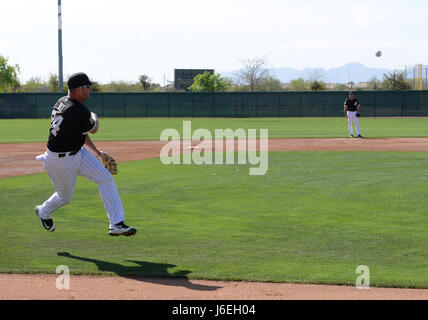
(109, 221), (137, 237)
(35, 206), (55, 232)
(357, 135), (364, 138)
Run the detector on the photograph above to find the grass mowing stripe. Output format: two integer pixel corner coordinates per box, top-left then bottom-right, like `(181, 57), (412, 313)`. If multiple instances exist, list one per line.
(2, 117), (428, 143)
(0, 151), (426, 288)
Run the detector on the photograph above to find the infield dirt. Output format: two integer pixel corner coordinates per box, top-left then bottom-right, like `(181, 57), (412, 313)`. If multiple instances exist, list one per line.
(1, 274), (428, 300)
(2, 137), (428, 179)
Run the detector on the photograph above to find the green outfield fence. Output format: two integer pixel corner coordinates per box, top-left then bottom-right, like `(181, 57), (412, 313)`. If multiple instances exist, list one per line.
(1, 91), (428, 118)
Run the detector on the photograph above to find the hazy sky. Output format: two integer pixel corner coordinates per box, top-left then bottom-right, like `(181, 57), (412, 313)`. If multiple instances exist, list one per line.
(1, 0), (426, 85)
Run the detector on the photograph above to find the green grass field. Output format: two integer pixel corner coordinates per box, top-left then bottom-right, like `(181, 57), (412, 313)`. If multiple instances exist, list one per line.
(0, 117), (427, 288)
(2, 117), (428, 142)
(0, 151), (427, 288)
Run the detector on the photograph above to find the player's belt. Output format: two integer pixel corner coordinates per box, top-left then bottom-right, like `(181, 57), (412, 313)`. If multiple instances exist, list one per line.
(58, 150), (79, 158)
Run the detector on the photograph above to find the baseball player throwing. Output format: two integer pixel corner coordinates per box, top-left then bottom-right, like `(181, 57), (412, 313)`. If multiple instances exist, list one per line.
(34, 72), (136, 236)
(344, 91), (363, 138)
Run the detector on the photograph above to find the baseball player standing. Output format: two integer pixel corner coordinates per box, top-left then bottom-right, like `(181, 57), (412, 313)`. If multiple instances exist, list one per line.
(34, 72), (136, 236)
(344, 92), (363, 138)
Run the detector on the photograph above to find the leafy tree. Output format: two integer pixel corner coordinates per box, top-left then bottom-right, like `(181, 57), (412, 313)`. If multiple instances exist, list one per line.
(100, 81), (142, 92)
(235, 57), (271, 91)
(151, 83), (162, 91)
(382, 69), (412, 90)
(228, 83), (251, 92)
(332, 84), (349, 91)
(138, 74), (153, 91)
(91, 81), (102, 92)
(257, 76), (283, 91)
(366, 76), (382, 90)
(289, 78), (309, 91)
(188, 71), (231, 91)
(306, 70), (327, 91)
(310, 81), (327, 91)
(48, 73), (59, 92)
(0, 55), (20, 92)
(20, 76), (48, 92)
(137, 74), (161, 91)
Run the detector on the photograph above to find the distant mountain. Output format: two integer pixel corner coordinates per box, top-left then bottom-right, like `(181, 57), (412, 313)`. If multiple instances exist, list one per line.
(221, 62), (393, 84)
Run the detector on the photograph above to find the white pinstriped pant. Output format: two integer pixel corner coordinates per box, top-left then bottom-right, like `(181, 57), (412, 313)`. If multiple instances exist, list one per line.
(36, 147), (124, 226)
(347, 111), (361, 136)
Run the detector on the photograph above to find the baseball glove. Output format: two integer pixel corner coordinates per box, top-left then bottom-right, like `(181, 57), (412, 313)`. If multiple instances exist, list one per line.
(356, 112), (361, 117)
(97, 151), (118, 174)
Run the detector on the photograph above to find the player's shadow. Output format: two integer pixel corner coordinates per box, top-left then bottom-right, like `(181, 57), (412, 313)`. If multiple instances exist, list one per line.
(57, 252), (220, 291)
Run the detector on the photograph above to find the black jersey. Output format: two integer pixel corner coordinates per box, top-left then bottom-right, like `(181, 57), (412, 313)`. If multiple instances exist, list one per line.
(344, 98), (360, 112)
(47, 96), (96, 152)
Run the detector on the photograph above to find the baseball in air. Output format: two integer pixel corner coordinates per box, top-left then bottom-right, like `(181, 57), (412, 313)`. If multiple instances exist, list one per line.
(375, 51), (382, 57)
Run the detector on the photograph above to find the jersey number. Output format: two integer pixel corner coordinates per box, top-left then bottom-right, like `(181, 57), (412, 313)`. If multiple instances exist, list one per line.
(51, 114), (64, 136)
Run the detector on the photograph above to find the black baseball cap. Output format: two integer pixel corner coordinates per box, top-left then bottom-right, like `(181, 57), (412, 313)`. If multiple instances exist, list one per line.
(67, 72), (93, 89)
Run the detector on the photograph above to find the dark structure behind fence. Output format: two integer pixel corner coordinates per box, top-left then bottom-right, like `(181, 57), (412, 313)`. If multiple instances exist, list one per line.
(174, 69), (214, 91)
(1, 91), (428, 118)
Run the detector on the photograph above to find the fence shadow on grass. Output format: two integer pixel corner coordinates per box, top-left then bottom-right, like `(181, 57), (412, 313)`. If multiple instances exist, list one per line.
(57, 252), (220, 291)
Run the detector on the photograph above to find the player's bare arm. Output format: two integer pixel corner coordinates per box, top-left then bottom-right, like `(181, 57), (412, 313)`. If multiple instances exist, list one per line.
(84, 112), (100, 155)
(90, 112), (99, 134)
(84, 134), (102, 157)
(84, 118), (119, 176)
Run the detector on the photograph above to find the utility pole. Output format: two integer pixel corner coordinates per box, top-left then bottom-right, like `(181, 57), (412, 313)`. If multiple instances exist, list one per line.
(58, 0), (63, 92)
